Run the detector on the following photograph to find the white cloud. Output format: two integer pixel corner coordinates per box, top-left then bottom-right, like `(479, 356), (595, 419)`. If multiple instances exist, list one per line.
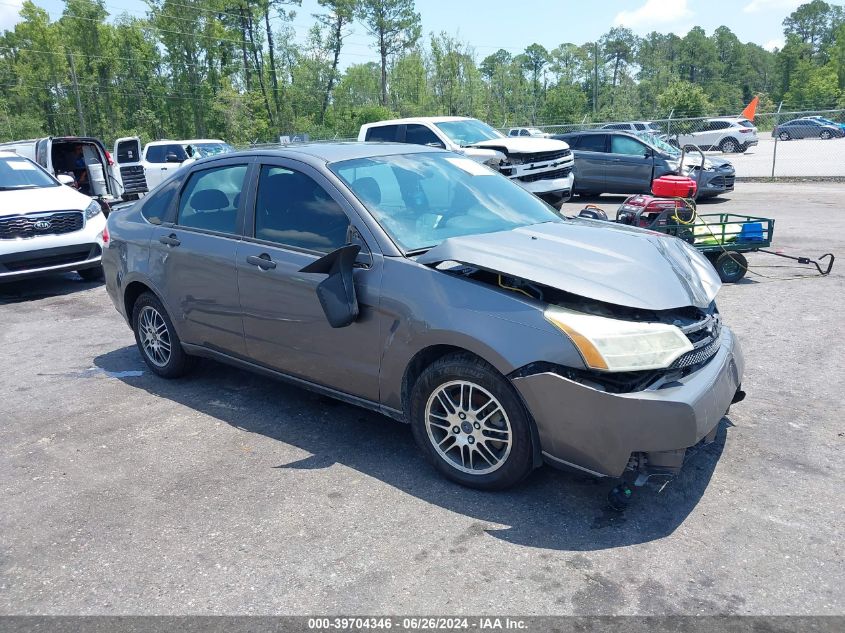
(0, 0), (24, 33)
(613, 0), (694, 29)
(763, 38), (785, 51)
(743, 0), (802, 14)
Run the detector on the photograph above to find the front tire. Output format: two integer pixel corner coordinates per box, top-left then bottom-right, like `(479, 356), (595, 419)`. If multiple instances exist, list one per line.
(131, 292), (193, 378)
(820, 130), (832, 140)
(779, 131), (791, 141)
(409, 353), (534, 490)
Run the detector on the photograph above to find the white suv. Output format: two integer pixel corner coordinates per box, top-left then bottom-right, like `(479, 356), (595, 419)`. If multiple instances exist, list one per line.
(0, 151), (106, 282)
(673, 117), (758, 153)
(359, 117), (575, 204)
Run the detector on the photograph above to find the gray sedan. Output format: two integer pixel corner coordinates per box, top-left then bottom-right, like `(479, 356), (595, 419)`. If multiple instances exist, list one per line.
(772, 118), (845, 140)
(103, 143), (744, 492)
(553, 130), (735, 199)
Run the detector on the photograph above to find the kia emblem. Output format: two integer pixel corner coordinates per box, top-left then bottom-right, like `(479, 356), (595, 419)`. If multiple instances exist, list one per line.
(34, 220), (52, 230)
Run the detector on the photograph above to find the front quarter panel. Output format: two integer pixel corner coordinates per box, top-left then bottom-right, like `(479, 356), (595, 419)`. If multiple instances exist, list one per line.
(378, 257), (586, 412)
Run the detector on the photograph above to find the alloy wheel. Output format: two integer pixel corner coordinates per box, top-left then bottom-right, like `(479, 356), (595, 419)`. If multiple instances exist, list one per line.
(425, 380), (512, 475)
(138, 305), (172, 367)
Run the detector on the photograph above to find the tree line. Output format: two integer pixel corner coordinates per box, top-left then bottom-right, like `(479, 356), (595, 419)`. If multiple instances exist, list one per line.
(1, 0), (845, 145)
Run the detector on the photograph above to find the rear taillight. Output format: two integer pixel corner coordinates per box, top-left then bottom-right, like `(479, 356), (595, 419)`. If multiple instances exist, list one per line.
(102, 225), (110, 246)
(105, 150), (114, 165)
(739, 129), (752, 133)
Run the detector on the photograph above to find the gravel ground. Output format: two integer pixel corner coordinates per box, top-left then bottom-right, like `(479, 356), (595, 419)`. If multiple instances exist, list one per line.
(1, 182), (843, 615)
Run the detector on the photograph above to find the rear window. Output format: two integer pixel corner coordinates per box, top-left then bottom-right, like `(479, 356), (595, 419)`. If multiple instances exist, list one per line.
(738, 120), (755, 128)
(365, 125), (400, 142)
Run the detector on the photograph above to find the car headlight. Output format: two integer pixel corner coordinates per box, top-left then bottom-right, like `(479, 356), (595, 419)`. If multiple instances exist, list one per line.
(84, 200), (102, 220)
(666, 160), (681, 172)
(544, 305), (693, 372)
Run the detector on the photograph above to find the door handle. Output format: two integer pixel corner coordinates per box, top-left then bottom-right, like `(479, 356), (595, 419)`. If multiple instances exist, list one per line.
(246, 253), (277, 270)
(158, 233), (180, 247)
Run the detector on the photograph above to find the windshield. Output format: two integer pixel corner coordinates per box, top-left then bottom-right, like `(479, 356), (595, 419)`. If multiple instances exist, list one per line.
(188, 142), (235, 158)
(636, 132), (679, 157)
(0, 155), (59, 190)
(434, 119), (503, 146)
(331, 152), (563, 252)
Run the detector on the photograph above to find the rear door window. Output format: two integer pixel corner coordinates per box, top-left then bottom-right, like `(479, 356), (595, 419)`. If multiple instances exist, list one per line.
(177, 164), (248, 234)
(140, 177), (180, 224)
(577, 134), (607, 152)
(364, 125), (400, 142)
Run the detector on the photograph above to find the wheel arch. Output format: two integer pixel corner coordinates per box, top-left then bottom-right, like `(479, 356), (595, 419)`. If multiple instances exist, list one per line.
(400, 344), (544, 469)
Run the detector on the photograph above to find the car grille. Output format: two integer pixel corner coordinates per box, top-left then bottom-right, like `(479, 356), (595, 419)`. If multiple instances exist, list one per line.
(0, 212), (84, 240)
(120, 164), (148, 193)
(671, 314), (722, 369)
(511, 148), (572, 163)
(710, 175), (735, 189)
(519, 166), (573, 183)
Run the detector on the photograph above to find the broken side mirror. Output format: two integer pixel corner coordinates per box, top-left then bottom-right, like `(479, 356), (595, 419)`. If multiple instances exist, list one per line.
(57, 174), (75, 186)
(299, 244), (361, 328)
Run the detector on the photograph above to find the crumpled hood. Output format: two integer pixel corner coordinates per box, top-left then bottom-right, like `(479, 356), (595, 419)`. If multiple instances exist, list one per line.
(417, 220), (721, 311)
(0, 186), (92, 217)
(469, 137), (570, 153)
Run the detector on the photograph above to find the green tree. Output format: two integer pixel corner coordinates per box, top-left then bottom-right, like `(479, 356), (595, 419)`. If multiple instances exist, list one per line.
(356, 0), (421, 106)
(657, 80), (712, 117)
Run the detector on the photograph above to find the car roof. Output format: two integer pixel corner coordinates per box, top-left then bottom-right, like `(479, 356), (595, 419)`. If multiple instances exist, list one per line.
(196, 142), (441, 166)
(362, 116), (473, 126)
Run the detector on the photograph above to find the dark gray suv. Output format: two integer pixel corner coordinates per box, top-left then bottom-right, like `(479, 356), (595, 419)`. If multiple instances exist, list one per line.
(553, 130), (736, 199)
(103, 143), (744, 492)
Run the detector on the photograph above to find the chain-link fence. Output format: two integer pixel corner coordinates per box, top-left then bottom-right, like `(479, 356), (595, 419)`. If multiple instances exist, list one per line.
(523, 109), (845, 179)
(241, 110), (845, 179)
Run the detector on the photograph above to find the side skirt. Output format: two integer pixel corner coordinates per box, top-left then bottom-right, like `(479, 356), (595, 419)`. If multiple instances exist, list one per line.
(181, 343), (405, 423)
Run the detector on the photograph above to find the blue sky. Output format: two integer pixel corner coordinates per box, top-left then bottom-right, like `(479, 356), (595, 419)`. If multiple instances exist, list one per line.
(1, 0), (813, 64)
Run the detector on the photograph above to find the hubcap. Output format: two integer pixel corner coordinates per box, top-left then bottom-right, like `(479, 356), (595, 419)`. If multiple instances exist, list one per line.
(425, 380), (512, 475)
(138, 306), (171, 367)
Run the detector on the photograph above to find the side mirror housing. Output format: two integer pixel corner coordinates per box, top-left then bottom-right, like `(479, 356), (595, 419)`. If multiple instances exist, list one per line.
(165, 153), (182, 163)
(299, 244), (361, 328)
(57, 174), (76, 186)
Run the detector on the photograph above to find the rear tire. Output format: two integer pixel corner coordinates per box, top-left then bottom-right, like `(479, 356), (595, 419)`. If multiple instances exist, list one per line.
(77, 266), (104, 281)
(131, 292), (194, 378)
(409, 353), (534, 490)
(713, 252), (748, 283)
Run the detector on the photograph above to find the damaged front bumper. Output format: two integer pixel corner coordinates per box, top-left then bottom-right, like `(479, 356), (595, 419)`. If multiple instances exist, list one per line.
(511, 326), (744, 479)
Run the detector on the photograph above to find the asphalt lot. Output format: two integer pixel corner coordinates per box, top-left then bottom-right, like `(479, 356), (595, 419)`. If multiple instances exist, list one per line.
(1, 182), (843, 615)
(706, 136), (845, 178)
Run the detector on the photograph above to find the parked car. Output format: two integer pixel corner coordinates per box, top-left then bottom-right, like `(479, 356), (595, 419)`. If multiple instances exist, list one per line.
(601, 121), (663, 134)
(112, 138), (234, 199)
(672, 117), (758, 153)
(799, 115), (845, 132)
(552, 130), (735, 199)
(772, 118), (845, 140)
(0, 151), (106, 282)
(0, 136), (126, 206)
(103, 143), (744, 491)
(358, 116), (575, 205)
(507, 127), (550, 138)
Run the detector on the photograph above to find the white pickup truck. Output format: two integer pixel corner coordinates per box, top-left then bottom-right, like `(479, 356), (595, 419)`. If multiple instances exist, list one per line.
(113, 137), (234, 198)
(358, 117), (575, 205)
